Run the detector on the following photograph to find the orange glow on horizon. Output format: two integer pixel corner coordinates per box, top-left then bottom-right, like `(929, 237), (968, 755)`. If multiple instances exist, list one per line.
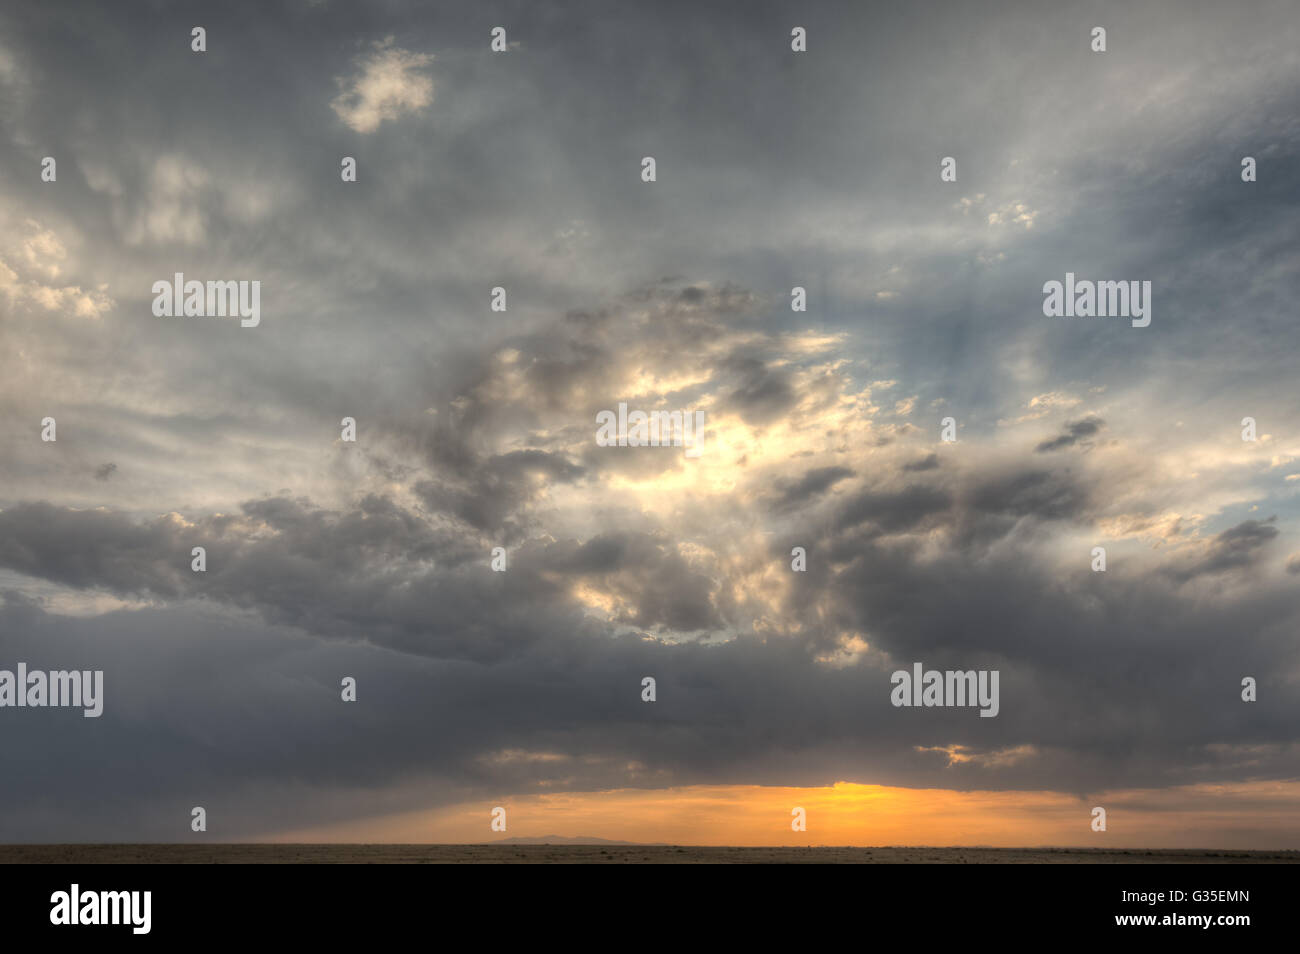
(264, 779), (1300, 850)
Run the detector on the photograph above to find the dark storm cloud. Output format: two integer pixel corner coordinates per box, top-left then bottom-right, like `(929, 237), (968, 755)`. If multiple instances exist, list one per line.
(1035, 417), (1105, 453)
(723, 354), (798, 426)
(773, 465), (855, 509)
(1166, 518), (1280, 583)
(0, 494), (527, 662)
(0, 493), (726, 660)
(965, 468), (1093, 523)
(542, 532), (723, 632)
(0, 502), (189, 596)
(413, 449), (585, 537)
(835, 484), (952, 536)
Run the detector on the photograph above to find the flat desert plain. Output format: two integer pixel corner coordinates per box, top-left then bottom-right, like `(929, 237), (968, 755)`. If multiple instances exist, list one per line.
(1, 845), (1296, 864)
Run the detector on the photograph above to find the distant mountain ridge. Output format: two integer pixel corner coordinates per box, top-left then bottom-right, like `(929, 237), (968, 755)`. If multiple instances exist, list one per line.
(490, 834), (656, 846)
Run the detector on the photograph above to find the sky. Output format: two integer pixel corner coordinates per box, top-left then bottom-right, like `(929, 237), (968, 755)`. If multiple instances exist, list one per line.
(1, 0), (1298, 847)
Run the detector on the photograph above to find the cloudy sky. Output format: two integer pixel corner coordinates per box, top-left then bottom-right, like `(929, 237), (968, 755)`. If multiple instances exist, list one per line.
(1, 0), (1298, 847)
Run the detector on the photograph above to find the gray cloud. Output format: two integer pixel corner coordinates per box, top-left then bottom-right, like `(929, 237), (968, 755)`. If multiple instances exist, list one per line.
(1167, 518), (1281, 583)
(1035, 417), (1106, 453)
(902, 453), (940, 472)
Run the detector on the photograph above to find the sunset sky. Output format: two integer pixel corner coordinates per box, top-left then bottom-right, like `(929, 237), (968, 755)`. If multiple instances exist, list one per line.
(1, 0), (1299, 847)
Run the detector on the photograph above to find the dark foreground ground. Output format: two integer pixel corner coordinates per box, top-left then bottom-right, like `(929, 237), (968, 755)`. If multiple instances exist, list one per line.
(2, 845), (1296, 863)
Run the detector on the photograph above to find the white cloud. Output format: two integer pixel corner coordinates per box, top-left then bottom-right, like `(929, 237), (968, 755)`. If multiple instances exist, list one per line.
(331, 38), (434, 134)
(0, 216), (112, 319)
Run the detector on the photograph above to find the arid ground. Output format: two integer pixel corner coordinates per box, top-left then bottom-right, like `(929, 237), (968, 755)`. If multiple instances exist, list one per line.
(2, 845), (1296, 864)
